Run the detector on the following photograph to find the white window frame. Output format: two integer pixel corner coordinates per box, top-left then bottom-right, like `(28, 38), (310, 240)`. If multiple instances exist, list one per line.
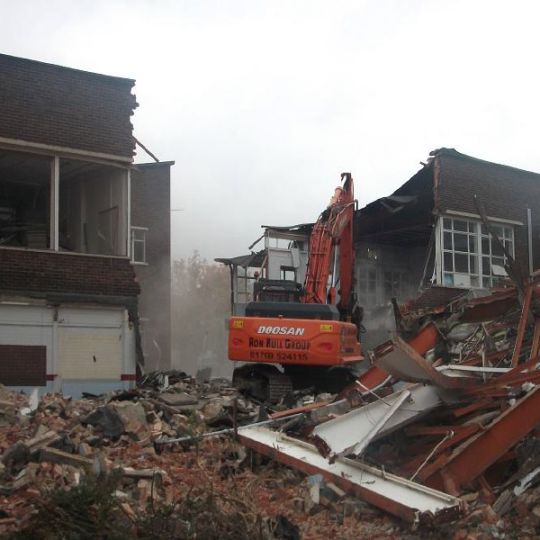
(437, 216), (514, 288)
(130, 226), (148, 264)
(357, 264), (378, 306)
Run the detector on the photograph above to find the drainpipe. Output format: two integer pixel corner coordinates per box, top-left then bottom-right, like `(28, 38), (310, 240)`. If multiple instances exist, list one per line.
(527, 207), (533, 276)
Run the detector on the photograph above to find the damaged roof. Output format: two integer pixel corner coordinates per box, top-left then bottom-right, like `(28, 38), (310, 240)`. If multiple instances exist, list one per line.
(214, 250), (266, 268)
(355, 147), (540, 247)
(355, 160), (435, 246)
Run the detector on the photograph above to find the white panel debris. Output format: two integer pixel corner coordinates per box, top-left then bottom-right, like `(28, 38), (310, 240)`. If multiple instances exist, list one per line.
(239, 426), (463, 525)
(312, 384), (441, 459)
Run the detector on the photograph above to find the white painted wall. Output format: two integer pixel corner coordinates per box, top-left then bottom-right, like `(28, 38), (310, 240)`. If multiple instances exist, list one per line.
(0, 302), (135, 397)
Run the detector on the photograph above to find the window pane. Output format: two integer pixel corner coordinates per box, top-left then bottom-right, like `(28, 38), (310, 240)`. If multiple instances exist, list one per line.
(454, 220), (468, 232)
(444, 232), (453, 250)
(481, 237), (490, 255)
(444, 273), (454, 286)
(492, 241), (504, 256)
(455, 253), (468, 272)
(492, 225), (503, 238)
(454, 233), (468, 252)
(505, 240), (513, 255)
(482, 277), (491, 288)
(133, 242), (145, 262)
(470, 255), (477, 274)
(482, 257), (491, 275)
(444, 252), (454, 271)
(481, 224), (488, 235)
(469, 235), (477, 253)
(471, 276), (479, 287)
(443, 218), (451, 230)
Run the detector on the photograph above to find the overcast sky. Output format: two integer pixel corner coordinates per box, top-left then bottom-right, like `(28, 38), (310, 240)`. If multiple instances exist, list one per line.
(2, 0), (540, 261)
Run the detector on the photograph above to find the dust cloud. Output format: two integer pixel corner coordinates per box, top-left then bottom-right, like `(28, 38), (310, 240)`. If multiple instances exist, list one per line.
(171, 252), (233, 380)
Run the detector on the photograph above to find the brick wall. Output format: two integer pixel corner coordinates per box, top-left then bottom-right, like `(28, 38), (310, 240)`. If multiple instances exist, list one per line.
(0, 345), (46, 386)
(0, 249), (140, 297)
(435, 150), (540, 272)
(131, 162), (172, 370)
(0, 54), (137, 158)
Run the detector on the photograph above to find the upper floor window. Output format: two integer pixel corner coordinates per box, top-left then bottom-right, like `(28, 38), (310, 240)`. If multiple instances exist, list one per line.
(131, 226), (148, 264)
(383, 270), (408, 301)
(440, 217), (514, 288)
(358, 266), (378, 307)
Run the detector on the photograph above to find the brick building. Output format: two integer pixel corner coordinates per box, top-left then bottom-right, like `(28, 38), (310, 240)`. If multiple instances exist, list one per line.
(0, 53), (172, 394)
(131, 162), (173, 371)
(355, 148), (540, 346)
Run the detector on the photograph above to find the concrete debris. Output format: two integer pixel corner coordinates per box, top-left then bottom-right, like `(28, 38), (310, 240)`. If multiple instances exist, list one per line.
(237, 275), (540, 534)
(4, 278), (540, 537)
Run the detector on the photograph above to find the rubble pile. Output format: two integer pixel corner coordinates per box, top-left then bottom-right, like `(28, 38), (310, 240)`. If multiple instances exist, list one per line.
(236, 277), (540, 536)
(3, 278), (540, 537)
(0, 376), (407, 538)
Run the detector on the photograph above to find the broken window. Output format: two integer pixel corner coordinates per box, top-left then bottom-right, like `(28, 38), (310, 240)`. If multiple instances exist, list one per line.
(440, 216), (514, 288)
(480, 223), (514, 287)
(0, 149), (51, 248)
(59, 159), (128, 256)
(131, 226), (147, 264)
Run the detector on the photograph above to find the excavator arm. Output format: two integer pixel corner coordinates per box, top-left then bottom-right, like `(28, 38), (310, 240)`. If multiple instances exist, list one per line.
(302, 172), (356, 316)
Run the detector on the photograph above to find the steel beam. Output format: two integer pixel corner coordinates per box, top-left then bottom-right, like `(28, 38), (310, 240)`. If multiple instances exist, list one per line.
(511, 283), (534, 367)
(425, 386), (540, 494)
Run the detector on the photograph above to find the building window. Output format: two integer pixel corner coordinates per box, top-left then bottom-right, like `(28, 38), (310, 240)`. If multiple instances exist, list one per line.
(358, 266), (378, 307)
(383, 270), (407, 301)
(131, 226), (148, 264)
(480, 223), (514, 288)
(280, 266), (296, 282)
(440, 217), (514, 288)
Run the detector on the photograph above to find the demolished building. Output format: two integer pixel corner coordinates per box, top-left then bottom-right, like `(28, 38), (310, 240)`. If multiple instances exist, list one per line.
(0, 54), (173, 395)
(356, 148), (540, 347)
(217, 149), (540, 345)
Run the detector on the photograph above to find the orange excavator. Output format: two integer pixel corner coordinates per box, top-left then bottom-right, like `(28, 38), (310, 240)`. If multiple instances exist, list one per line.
(228, 173), (363, 402)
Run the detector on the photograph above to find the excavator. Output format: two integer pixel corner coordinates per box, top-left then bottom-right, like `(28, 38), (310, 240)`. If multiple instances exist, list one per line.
(228, 173), (364, 402)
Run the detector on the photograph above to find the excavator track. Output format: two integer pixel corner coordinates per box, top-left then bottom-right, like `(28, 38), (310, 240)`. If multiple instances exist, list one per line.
(266, 372), (294, 403)
(232, 364), (293, 404)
